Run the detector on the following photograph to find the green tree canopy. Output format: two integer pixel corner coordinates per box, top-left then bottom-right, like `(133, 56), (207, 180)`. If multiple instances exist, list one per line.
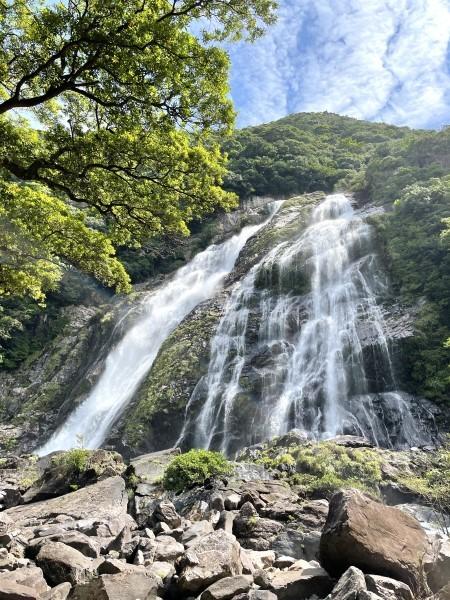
(0, 0), (276, 301)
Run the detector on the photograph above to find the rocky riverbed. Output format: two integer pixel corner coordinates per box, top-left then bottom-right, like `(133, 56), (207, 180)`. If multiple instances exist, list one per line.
(0, 433), (449, 599)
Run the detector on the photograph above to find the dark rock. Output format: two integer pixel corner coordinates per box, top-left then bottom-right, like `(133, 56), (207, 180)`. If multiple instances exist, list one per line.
(0, 487), (23, 510)
(28, 530), (100, 559)
(181, 520), (214, 547)
(152, 500), (181, 529)
(320, 489), (428, 592)
(200, 575), (251, 600)
(36, 542), (94, 586)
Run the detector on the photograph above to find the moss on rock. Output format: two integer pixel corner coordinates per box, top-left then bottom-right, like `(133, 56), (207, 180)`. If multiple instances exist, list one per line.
(119, 298), (224, 454)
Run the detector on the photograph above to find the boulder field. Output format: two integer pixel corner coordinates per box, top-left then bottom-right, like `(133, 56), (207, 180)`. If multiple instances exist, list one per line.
(0, 435), (448, 599)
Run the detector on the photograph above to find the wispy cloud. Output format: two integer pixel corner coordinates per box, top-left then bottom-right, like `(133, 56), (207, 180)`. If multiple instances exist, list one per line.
(227, 0), (450, 129)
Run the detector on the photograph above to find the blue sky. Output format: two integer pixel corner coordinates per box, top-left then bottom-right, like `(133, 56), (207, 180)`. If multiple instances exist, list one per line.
(226, 0), (450, 130)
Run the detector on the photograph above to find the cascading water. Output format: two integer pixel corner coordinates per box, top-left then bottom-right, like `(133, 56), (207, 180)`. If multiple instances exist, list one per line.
(185, 194), (427, 455)
(37, 204), (281, 455)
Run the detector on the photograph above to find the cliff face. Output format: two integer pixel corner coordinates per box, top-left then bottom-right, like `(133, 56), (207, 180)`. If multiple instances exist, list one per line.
(0, 191), (445, 458)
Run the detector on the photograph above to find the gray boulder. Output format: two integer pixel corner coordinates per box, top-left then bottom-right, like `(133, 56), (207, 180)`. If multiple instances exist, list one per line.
(36, 542), (94, 586)
(178, 530), (242, 594)
(365, 574), (414, 600)
(70, 572), (159, 600)
(152, 500), (181, 529)
(268, 562), (333, 599)
(200, 575), (251, 600)
(326, 566), (366, 599)
(0, 567), (49, 596)
(153, 535), (184, 562)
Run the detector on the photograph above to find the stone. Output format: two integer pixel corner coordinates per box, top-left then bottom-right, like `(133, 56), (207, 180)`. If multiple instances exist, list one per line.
(240, 549), (255, 574)
(253, 569), (272, 589)
(41, 583), (72, 600)
(0, 567), (49, 596)
(130, 448), (180, 483)
(365, 574), (414, 600)
(154, 535), (184, 562)
(274, 555), (296, 569)
(438, 583), (450, 600)
(152, 500), (181, 529)
(218, 511), (235, 535)
(209, 493), (225, 512)
(98, 558), (145, 575)
(0, 487), (22, 510)
(327, 566), (366, 599)
(154, 521), (171, 535)
(0, 582), (39, 600)
(36, 542), (94, 586)
(271, 529), (305, 560)
(248, 592), (277, 600)
(178, 530), (242, 594)
(4, 477), (134, 541)
(426, 538), (450, 592)
(320, 489), (428, 592)
(28, 530), (100, 559)
(224, 493), (241, 510)
(70, 572), (159, 600)
(146, 561), (175, 581)
(181, 520), (214, 547)
(245, 550), (275, 570)
(233, 511), (283, 551)
(22, 450), (125, 503)
(268, 563), (334, 599)
(200, 575), (251, 600)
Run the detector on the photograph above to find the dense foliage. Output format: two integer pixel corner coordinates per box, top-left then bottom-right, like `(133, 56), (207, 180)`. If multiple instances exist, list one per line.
(223, 112), (410, 198)
(0, 0), (276, 363)
(163, 449), (231, 492)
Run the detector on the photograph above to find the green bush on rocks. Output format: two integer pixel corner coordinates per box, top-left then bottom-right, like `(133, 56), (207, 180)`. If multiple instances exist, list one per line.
(163, 449), (232, 492)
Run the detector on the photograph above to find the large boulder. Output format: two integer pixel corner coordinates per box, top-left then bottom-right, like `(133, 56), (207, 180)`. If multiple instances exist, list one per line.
(22, 450), (125, 503)
(320, 489), (428, 591)
(233, 502), (283, 551)
(36, 542), (94, 586)
(70, 572), (159, 600)
(3, 476), (134, 543)
(178, 530), (243, 594)
(0, 567), (49, 596)
(0, 582), (39, 600)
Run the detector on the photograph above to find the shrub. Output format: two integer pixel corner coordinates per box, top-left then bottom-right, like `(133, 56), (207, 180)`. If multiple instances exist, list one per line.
(163, 449), (232, 492)
(292, 443), (382, 497)
(52, 448), (91, 475)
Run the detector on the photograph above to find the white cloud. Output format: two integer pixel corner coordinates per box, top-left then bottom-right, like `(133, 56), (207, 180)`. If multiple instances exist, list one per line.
(227, 0), (450, 129)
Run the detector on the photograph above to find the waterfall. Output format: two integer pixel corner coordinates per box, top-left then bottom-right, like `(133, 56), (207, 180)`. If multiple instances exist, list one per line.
(37, 204), (281, 455)
(189, 194), (426, 455)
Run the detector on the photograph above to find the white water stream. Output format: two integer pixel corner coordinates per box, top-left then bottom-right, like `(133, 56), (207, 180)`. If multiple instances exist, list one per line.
(37, 206), (280, 455)
(188, 194), (425, 454)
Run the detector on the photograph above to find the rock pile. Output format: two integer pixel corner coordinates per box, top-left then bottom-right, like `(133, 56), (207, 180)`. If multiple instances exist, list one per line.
(0, 443), (448, 600)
